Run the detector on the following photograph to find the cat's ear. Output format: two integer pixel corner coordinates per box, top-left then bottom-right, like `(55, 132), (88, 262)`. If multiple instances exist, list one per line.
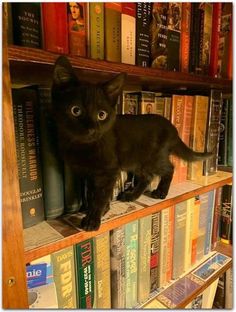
(103, 73), (126, 102)
(53, 56), (78, 86)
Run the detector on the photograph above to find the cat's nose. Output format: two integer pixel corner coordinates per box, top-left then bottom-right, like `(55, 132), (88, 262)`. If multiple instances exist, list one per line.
(88, 129), (95, 136)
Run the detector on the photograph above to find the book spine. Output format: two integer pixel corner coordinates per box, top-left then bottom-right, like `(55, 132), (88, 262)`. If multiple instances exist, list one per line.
(225, 268), (233, 308)
(180, 3), (191, 73)
(171, 95), (185, 184)
(93, 232), (111, 308)
(179, 95), (193, 182)
(211, 187), (222, 249)
(150, 3), (168, 69)
(68, 2), (87, 57)
(172, 201), (187, 279)
(38, 87), (64, 219)
(187, 95), (209, 180)
(196, 192), (209, 261)
(226, 17), (232, 80)
(204, 190), (215, 255)
(197, 5), (205, 74)
(166, 206), (174, 282)
(184, 197), (195, 272)
(41, 3), (69, 54)
(164, 97), (172, 120)
(12, 87), (45, 228)
(209, 3), (222, 77)
(90, 2), (104, 60)
(218, 98), (229, 165)
(11, 3), (41, 48)
(226, 98), (232, 166)
(213, 273), (226, 308)
(121, 3), (136, 65)
(104, 2), (121, 62)
(110, 226), (125, 308)
(136, 2), (152, 67)
(139, 91), (156, 114)
(199, 3), (213, 75)
(167, 3), (182, 71)
(203, 90), (222, 175)
(150, 212), (160, 292)
(220, 184), (232, 244)
(154, 95), (165, 116)
(7, 3), (14, 44)
(122, 91), (139, 115)
(191, 196), (200, 265)
(125, 220), (138, 308)
(75, 239), (94, 308)
(138, 215), (152, 304)
(51, 246), (77, 308)
(158, 208), (169, 287)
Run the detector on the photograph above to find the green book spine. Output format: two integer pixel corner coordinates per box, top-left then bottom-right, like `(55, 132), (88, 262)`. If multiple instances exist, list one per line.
(105, 3), (121, 62)
(38, 87), (64, 219)
(51, 246), (77, 308)
(12, 86), (45, 228)
(90, 2), (104, 60)
(110, 226), (125, 308)
(138, 215), (152, 304)
(227, 98), (232, 166)
(94, 232), (111, 308)
(125, 220), (139, 308)
(74, 239), (95, 308)
(11, 3), (41, 48)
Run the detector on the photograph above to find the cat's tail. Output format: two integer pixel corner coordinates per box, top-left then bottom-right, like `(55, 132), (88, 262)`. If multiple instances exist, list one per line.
(172, 137), (213, 161)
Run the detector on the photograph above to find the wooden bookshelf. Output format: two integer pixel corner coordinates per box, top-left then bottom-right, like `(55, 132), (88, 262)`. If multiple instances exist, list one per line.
(8, 45), (232, 92)
(24, 171), (232, 263)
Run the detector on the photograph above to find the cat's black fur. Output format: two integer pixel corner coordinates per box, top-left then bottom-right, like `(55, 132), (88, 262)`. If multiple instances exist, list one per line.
(51, 56), (212, 231)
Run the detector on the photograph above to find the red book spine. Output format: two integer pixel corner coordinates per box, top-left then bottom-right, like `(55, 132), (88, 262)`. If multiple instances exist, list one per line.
(209, 3), (222, 77)
(122, 3), (136, 16)
(227, 17), (232, 79)
(42, 3), (68, 54)
(180, 3), (191, 73)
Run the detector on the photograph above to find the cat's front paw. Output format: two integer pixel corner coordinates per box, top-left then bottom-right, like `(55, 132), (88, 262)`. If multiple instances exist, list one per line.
(151, 189), (167, 199)
(117, 191), (136, 202)
(80, 215), (101, 231)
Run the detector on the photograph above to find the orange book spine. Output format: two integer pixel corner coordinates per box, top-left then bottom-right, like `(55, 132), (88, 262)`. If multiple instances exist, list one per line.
(166, 206), (175, 282)
(180, 3), (191, 73)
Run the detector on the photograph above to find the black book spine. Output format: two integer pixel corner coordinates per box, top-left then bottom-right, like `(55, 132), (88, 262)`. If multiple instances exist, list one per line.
(136, 2), (152, 67)
(12, 87), (45, 228)
(220, 184), (232, 244)
(218, 98), (229, 165)
(11, 3), (41, 48)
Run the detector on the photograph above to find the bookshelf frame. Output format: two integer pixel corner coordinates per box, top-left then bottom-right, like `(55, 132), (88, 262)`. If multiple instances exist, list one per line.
(2, 3), (233, 309)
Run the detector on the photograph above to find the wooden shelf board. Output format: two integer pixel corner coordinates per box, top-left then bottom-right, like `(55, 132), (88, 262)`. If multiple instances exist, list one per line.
(8, 45), (232, 92)
(24, 171), (232, 263)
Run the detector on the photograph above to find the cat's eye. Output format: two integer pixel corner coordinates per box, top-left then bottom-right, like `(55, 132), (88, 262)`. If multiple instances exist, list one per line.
(97, 110), (108, 121)
(71, 105), (82, 117)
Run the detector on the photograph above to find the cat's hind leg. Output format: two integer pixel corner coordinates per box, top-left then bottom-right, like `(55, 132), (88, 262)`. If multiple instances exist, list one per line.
(151, 161), (174, 199)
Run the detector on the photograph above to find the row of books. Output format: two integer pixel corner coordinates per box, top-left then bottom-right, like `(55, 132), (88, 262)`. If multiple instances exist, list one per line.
(8, 2), (232, 78)
(213, 267), (233, 309)
(25, 186), (232, 308)
(11, 84), (232, 229)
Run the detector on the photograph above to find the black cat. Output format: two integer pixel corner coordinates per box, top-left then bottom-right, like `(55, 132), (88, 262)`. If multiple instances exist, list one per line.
(51, 56), (212, 231)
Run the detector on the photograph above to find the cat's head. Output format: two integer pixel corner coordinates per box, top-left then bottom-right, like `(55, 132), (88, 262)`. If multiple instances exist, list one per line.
(51, 56), (126, 144)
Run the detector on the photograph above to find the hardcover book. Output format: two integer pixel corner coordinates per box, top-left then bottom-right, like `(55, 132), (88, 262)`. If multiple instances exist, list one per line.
(68, 2), (87, 56)
(122, 91), (139, 115)
(125, 220), (139, 308)
(211, 187), (222, 249)
(41, 3), (69, 54)
(203, 90), (222, 176)
(213, 273), (226, 308)
(218, 98), (229, 165)
(38, 87), (64, 219)
(89, 2), (104, 60)
(74, 239), (95, 308)
(150, 212), (161, 292)
(204, 190), (216, 255)
(136, 2), (152, 67)
(12, 86), (45, 228)
(159, 208), (169, 287)
(196, 192), (209, 261)
(121, 3), (136, 65)
(104, 2), (121, 62)
(180, 3), (191, 72)
(150, 3), (168, 69)
(226, 98), (232, 166)
(191, 196), (200, 265)
(138, 91), (156, 114)
(167, 3), (182, 71)
(11, 3), (41, 48)
(110, 226), (125, 308)
(138, 215), (152, 304)
(166, 205), (175, 282)
(184, 197), (195, 272)
(220, 184), (232, 244)
(94, 232), (111, 308)
(51, 246), (77, 308)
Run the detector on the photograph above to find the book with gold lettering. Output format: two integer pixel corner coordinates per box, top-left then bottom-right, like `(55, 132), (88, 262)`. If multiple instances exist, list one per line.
(51, 246), (77, 308)
(12, 86), (45, 228)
